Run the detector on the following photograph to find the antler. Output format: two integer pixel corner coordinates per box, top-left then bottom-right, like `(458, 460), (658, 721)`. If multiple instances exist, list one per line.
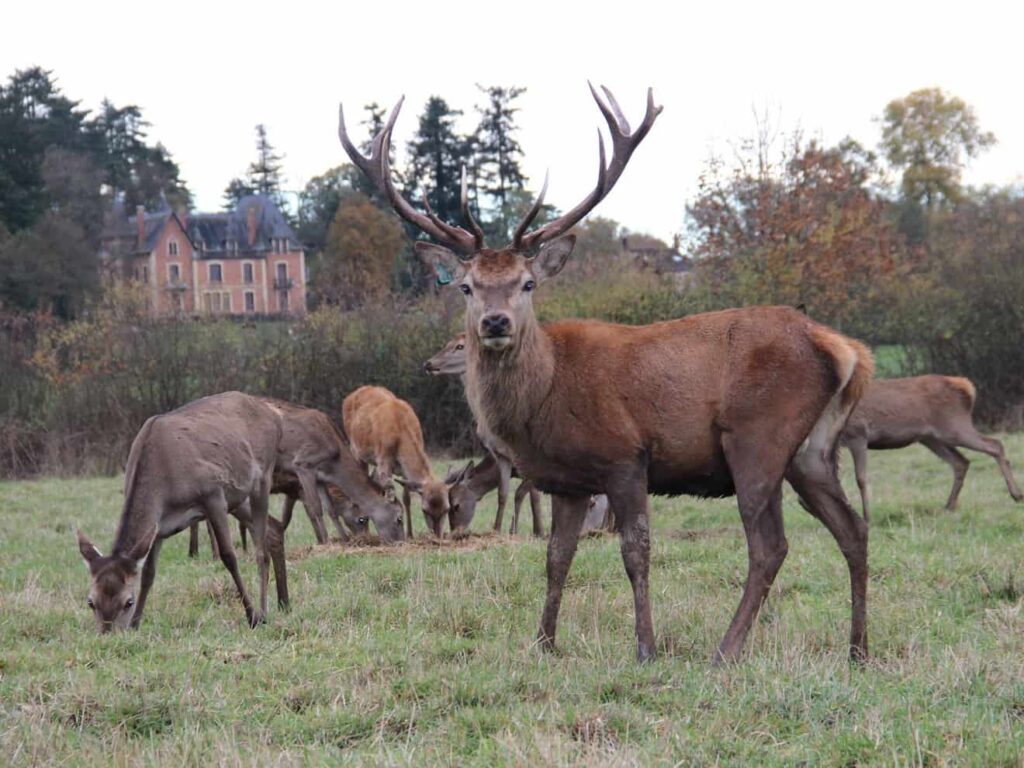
(513, 84), (662, 251)
(338, 99), (483, 254)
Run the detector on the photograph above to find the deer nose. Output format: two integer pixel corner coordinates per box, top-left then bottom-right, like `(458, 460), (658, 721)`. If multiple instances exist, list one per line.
(481, 314), (511, 337)
(423, 360), (435, 374)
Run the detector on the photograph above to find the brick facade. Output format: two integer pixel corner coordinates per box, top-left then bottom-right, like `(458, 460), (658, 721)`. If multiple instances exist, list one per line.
(101, 195), (307, 317)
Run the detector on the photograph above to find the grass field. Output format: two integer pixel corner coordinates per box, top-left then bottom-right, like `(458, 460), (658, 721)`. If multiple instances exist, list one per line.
(2, 439), (1024, 766)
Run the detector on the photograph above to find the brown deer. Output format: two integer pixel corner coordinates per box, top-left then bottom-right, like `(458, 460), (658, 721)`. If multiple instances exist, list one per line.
(426, 334), (544, 535)
(445, 454), (545, 536)
(340, 84), (874, 663)
(187, 400), (405, 554)
(841, 375), (1023, 522)
(76, 392), (284, 632)
(342, 385), (449, 537)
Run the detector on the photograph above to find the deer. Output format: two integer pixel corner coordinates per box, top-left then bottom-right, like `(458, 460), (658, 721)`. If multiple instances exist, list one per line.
(342, 385), (450, 537)
(444, 453), (545, 537)
(76, 392), (285, 632)
(841, 375), (1023, 522)
(187, 399), (405, 555)
(426, 334), (544, 536)
(339, 84), (875, 664)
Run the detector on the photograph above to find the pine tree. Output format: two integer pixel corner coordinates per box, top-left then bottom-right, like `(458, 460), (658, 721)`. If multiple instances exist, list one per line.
(405, 97), (470, 228)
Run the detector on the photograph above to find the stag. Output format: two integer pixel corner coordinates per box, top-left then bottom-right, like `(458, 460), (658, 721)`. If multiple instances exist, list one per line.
(342, 385), (450, 537)
(340, 85), (874, 663)
(77, 392), (283, 631)
(426, 334), (544, 535)
(842, 375), (1023, 521)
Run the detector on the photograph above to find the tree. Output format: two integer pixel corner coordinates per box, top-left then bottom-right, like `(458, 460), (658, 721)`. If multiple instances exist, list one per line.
(87, 100), (190, 212)
(223, 177), (256, 210)
(879, 88), (995, 211)
(405, 97), (470, 228)
(315, 192), (406, 308)
(688, 133), (910, 338)
(295, 165), (359, 251)
(247, 124), (284, 199)
(473, 85), (527, 238)
(0, 67), (90, 233)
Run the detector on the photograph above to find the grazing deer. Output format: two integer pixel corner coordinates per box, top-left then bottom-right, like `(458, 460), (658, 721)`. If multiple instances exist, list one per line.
(187, 400), (405, 554)
(445, 454), (545, 536)
(841, 375), (1023, 522)
(76, 392), (283, 632)
(340, 84), (874, 663)
(342, 385), (449, 537)
(426, 334), (543, 535)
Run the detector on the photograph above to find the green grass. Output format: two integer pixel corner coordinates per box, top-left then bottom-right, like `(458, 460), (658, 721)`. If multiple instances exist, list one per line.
(2, 440), (1024, 765)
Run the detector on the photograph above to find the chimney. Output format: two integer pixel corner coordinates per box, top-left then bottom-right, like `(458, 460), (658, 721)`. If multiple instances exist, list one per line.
(176, 205), (188, 233)
(136, 205), (146, 248)
(247, 205), (258, 247)
(672, 234), (681, 252)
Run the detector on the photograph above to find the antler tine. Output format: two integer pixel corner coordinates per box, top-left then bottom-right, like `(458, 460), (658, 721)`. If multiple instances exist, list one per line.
(461, 166), (486, 249)
(511, 170), (549, 249)
(339, 97), (478, 254)
(516, 85), (662, 251)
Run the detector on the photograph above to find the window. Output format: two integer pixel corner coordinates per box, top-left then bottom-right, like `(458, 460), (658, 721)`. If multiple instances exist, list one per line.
(171, 292), (183, 312)
(168, 240), (178, 256)
(244, 291), (255, 312)
(142, 265), (149, 284)
(276, 263), (288, 286)
(278, 290), (289, 312)
(169, 263), (180, 283)
(243, 262), (254, 284)
(204, 291), (230, 313)
(209, 264), (222, 283)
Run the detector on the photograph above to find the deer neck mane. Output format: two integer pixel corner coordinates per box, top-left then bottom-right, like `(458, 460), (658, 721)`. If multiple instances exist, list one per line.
(465, 316), (554, 452)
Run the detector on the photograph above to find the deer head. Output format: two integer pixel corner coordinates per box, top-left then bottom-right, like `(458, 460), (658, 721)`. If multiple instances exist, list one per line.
(339, 85), (661, 353)
(77, 526), (157, 633)
(423, 334), (468, 376)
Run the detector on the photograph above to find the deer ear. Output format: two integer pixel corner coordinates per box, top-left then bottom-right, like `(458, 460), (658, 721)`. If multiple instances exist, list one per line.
(77, 530), (103, 569)
(123, 524), (158, 573)
(530, 235), (576, 281)
(415, 242), (467, 287)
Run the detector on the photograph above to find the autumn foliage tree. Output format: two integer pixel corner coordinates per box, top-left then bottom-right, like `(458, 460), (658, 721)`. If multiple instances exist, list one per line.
(688, 135), (912, 338)
(316, 192), (406, 308)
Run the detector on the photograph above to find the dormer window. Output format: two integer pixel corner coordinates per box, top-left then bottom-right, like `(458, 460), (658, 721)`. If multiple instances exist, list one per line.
(168, 240), (179, 256)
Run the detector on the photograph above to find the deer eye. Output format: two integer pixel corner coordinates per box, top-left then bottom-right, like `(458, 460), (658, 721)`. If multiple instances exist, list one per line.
(357, 516), (368, 525)
(459, 284), (471, 296)
(455, 344), (464, 351)
(86, 597), (95, 610)
(124, 597), (135, 611)
(523, 280), (535, 292)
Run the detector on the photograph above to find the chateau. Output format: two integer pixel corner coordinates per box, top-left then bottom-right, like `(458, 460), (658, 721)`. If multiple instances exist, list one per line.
(100, 195), (307, 316)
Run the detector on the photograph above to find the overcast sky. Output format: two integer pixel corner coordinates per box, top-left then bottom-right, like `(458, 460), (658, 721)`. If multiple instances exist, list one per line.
(4, 0), (1022, 242)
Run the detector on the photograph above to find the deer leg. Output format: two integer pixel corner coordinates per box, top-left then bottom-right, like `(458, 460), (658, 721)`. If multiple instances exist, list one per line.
(246, 486), (272, 626)
(206, 518), (220, 559)
(512, 479), (530, 536)
(205, 492), (259, 627)
(607, 475), (657, 662)
(188, 522), (199, 558)
(280, 494), (296, 532)
(787, 451), (869, 663)
(267, 516), (288, 609)
(603, 497), (617, 532)
(493, 455), (512, 533)
(238, 520), (248, 552)
(530, 486), (545, 537)
(537, 494), (589, 653)
(402, 484), (415, 538)
(297, 470), (329, 545)
(847, 438), (871, 523)
(128, 537), (163, 629)
(921, 439), (970, 511)
(950, 430), (1023, 502)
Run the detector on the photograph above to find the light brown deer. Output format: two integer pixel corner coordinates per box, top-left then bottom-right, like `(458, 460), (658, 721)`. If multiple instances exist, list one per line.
(340, 84), (874, 663)
(841, 375), (1023, 521)
(342, 385), (449, 537)
(76, 392), (283, 632)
